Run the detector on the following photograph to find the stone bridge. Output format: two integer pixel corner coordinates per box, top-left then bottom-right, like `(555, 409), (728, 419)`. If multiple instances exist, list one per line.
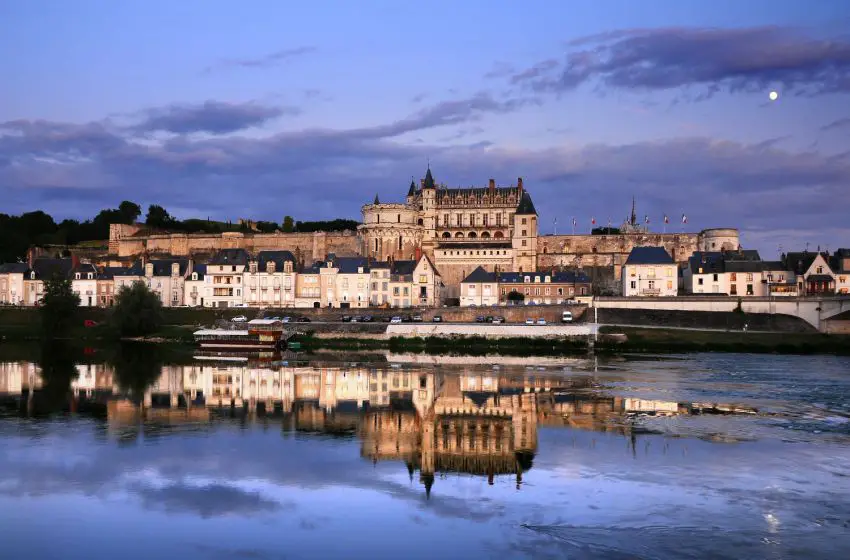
(592, 296), (850, 332)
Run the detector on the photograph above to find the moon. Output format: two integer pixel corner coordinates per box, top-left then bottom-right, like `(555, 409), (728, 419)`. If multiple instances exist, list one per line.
(769, 91), (779, 101)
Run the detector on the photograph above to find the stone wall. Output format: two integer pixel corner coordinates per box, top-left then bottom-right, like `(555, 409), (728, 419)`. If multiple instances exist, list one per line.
(386, 323), (595, 339)
(595, 308), (815, 333)
(114, 230), (360, 262)
(537, 232), (701, 280)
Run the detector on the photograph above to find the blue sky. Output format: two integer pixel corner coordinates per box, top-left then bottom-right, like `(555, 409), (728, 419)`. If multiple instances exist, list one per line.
(2, 0), (850, 256)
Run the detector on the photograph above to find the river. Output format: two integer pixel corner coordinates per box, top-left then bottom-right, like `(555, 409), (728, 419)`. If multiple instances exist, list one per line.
(1, 346), (849, 559)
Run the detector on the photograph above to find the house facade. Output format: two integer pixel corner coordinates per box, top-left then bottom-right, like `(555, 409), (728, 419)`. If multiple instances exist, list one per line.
(207, 249), (249, 308)
(70, 263), (99, 307)
(244, 251), (296, 308)
(622, 247), (678, 297)
(498, 270), (591, 305)
(0, 263), (28, 305)
(183, 264), (208, 308)
(460, 266), (499, 306)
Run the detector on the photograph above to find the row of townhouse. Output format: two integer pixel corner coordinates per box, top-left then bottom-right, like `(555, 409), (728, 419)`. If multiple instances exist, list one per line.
(0, 250), (444, 309)
(620, 246), (850, 297)
(459, 266), (592, 306)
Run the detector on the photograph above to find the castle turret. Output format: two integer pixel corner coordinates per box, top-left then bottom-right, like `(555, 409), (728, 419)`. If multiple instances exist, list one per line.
(512, 188), (538, 273)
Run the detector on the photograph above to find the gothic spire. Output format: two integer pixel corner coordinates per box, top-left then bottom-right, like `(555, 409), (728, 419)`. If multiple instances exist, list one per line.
(407, 179), (416, 197)
(630, 196), (637, 226)
(423, 166), (435, 189)
(374, 193), (380, 205)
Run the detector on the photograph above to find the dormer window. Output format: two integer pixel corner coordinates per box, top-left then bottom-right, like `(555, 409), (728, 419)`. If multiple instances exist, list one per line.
(192, 273), (198, 280)
(87, 273), (93, 280)
(544, 276), (550, 283)
(31, 272), (35, 280)
(535, 276), (541, 283)
(75, 273), (81, 280)
(171, 263), (179, 276)
(524, 276), (530, 283)
(358, 267), (364, 274)
(145, 263), (153, 277)
(268, 262), (276, 273)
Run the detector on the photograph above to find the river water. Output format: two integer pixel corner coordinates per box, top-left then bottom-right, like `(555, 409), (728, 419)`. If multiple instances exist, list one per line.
(1, 347), (849, 559)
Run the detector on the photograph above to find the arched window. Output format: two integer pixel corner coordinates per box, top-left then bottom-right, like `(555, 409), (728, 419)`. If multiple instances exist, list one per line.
(442, 232), (451, 239)
(481, 232), (491, 239)
(494, 231), (504, 239)
(417, 218), (423, 226)
(374, 238), (379, 252)
(455, 232), (465, 238)
(468, 232), (477, 239)
(398, 236), (403, 250)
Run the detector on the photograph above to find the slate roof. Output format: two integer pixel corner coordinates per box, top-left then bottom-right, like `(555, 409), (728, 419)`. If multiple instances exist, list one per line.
(189, 264), (207, 280)
(515, 191), (537, 215)
(255, 250), (295, 271)
(498, 271), (591, 284)
(688, 252), (725, 274)
(114, 261), (145, 276)
(0, 263), (29, 274)
(625, 246), (674, 265)
(147, 258), (190, 276)
(461, 266), (497, 283)
(97, 266), (127, 280)
(783, 252), (830, 275)
(30, 258), (74, 280)
(308, 255), (370, 274)
(70, 263), (99, 278)
(209, 248), (250, 266)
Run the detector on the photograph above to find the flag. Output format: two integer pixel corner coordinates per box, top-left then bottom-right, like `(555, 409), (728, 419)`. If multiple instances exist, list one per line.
(644, 215), (650, 224)
(664, 214), (669, 224)
(591, 217), (596, 225)
(572, 218), (577, 227)
(682, 213), (688, 224)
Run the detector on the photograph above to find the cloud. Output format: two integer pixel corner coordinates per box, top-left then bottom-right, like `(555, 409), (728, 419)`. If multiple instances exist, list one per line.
(511, 26), (850, 98)
(2, 96), (849, 253)
(204, 46), (316, 72)
(132, 481), (285, 518)
(821, 117), (850, 131)
(132, 100), (296, 135)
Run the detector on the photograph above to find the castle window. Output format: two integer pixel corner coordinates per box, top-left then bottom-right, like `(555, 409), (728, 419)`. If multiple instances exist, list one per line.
(442, 232), (451, 239)
(398, 236), (402, 250)
(481, 231), (490, 239)
(455, 232), (464, 238)
(443, 214), (449, 227)
(522, 240), (527, 246)
(377, 215), (380, 224)
(521, 230), (527, 236)
(457, 214), (462, 226)
(483, 214), (488, 226)
(417, 218), (423, 226)
(374, 239), (378, 252)
(468, 232), (477, 239)
(496, 214), (502, 226)
(397, 214), (401, 223)
(522, 218), (527, 225)
(494, 231), (504, 239)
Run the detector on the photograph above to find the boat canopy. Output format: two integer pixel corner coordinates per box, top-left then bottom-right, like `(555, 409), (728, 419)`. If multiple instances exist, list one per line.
(193, 329), (251, 336)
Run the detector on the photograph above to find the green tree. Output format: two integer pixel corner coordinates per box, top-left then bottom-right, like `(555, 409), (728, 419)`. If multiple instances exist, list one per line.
(145, 204), (176, 229)
(110, 342), (164, 403)
(118, 201), (142, 224)
(281, 215), (295, 233)
(111, 281), (163, 338)
(40, 275), (80, 337)
(506, 291), (525, 304)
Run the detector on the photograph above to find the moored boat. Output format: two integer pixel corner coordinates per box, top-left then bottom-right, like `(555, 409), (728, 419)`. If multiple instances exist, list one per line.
(193, 319), (285, 350)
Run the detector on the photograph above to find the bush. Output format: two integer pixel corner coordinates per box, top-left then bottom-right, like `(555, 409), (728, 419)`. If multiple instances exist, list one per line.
(111, 281), (163, 337)
(40, 275), (80, 338)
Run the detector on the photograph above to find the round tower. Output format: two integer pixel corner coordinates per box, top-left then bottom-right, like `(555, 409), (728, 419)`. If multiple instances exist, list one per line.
(698, 228), (740, 252)
(359, 195), (423, 261)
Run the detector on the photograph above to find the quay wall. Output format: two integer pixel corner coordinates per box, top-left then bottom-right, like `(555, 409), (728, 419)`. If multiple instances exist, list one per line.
(385, 324), (596, 339)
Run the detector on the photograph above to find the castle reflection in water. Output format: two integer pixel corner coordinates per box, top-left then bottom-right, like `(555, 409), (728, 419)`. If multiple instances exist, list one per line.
(0, 354), (755, 495)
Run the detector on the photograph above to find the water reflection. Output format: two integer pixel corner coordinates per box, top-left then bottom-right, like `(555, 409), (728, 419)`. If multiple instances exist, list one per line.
(2, 350), (850, 559)
(0, 350), (768, 495)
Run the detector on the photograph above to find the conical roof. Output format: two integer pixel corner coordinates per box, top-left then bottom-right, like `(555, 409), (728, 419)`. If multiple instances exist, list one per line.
(515, 192), (537, 215)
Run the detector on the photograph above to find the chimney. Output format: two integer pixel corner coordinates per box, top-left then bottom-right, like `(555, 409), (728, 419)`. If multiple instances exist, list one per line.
(415, 246), (422, 262)
(71, 254), (80, 269)
(517, 177), (523, 191)
(489, 178), (495, 191)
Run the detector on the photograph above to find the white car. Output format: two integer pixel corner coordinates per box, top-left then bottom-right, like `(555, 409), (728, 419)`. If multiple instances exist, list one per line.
(232, 315), (248, 322)
(525, 318), (534, 325)
(390, 316), (402, 323)
(536, 318), (547, 325)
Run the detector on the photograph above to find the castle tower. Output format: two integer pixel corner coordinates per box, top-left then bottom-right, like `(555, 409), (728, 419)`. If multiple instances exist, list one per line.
(420, 167), (437, 245)
(512, 181), (538, 273)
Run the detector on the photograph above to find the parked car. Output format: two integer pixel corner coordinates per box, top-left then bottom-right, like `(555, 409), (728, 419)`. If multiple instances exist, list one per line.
(296, 317), (311, 323)
(412, 315), (423, 322)
(341, 315), (352, 322)
(234, 303), (249, 308)
(476, 316), (486, 323)
(432, 315), (443, 322)
(232, 315), (248, 322)
(351, 316), (360, 322)
(492, 316), (504, 324)
(282, 316), (291, 323)
(561, 311), (573, 323)
(362, 315), (374, 322)
(390, 316), (402, 324)
(537, 318), (547, 325)
(525, 318), (534, 325)
(485, 316), (494, 323)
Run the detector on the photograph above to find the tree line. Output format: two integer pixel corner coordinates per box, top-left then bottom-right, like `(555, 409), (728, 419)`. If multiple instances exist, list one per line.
(0, 201), (359, 262)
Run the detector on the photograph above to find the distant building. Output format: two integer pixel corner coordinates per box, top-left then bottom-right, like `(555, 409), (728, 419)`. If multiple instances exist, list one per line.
(683, 250), (796, 296)
(832, 249), (850, 295)
(183, 264), (208, 307)
(784, 251), (835, 296)
(621, 247), (677, 297)
(0, 263), (28, 305)
(370, 255), (443, 308)
(498, 270), (592, 305)
(460, 266), (499, 306)
(207, 249), (249, 308)
(70, 263), (98, 307)
(244, 251), (296, 308)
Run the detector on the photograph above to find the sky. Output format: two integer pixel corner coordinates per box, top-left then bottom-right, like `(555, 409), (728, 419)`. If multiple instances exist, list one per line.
(2, 0), (850, 257)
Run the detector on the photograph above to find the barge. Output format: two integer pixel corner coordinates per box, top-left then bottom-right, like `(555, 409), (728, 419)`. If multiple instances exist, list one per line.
(193, 319), (289, 350)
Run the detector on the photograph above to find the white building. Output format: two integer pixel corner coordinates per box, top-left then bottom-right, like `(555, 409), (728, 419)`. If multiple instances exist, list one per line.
(622, 247), (678, 297)
(244, 251), (297, 308)
(71, 263), (98, 307)
(184, 264), (209, 307)
(0, 263), (28, 305)
(460, 266), (499, 306)
(207, 249), (249, 308)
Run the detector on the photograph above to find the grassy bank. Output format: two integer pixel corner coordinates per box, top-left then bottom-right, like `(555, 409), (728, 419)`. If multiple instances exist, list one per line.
(596, 326), (850, 355)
